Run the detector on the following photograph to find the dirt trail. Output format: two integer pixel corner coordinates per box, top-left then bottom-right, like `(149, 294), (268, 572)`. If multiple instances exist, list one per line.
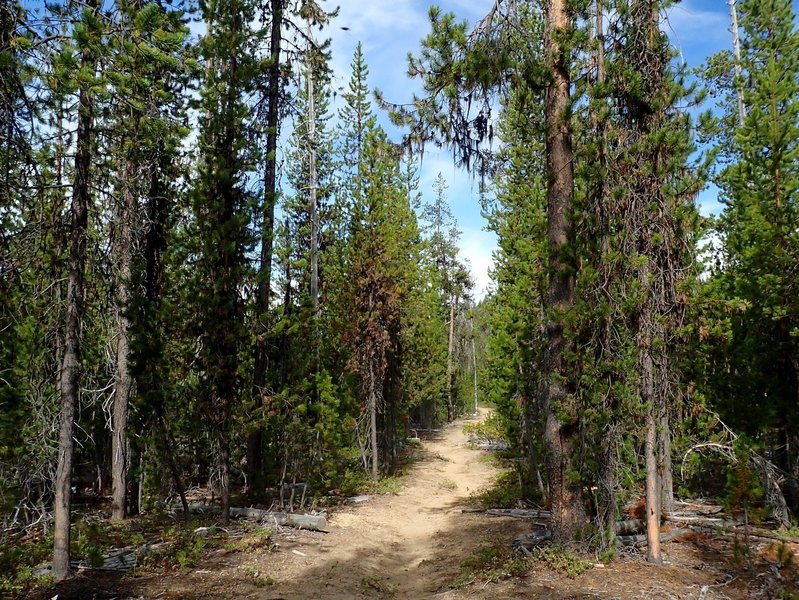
(261, 408), (499, 599)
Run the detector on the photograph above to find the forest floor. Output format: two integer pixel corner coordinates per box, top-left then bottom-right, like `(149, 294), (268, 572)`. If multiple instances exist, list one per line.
(38, 408), (798, 600)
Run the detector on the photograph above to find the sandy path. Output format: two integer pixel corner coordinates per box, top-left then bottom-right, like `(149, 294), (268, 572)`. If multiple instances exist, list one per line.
(259, 408), (500, 599)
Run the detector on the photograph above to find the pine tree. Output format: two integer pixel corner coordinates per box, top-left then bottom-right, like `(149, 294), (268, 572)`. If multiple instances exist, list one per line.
(421, 173), (470, 423)
(106, 0), (193, 520)
(51, 0), (104, 579)
(346, 123), (418, 478)
(701, 0), (799, 510)
(482, 79), (549, 499)
(192, 0), (257, 524)
(247, 0), (337, 501)
(338, 42), (371, 187)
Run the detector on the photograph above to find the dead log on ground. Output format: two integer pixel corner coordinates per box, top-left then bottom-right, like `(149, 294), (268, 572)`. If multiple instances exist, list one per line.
(617, 528), (691, 548)
(177, 504), (328, 531)
(614, 519), (644, 535)
(485, 508), (552, 518)
(513, 529), (553, 555)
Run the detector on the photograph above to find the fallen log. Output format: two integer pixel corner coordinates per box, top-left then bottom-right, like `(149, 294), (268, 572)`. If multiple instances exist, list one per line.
(485, 508), (552, 519)
(689, 524), (799, 545)
(667, 514), (741, 528)
(617, 528), (691, 548)
(177, 504), (328, 531)
(513, 529), (552, 554)
(614, 519), (644, 535)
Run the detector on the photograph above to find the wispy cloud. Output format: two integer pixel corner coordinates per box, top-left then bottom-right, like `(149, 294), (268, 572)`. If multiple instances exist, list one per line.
(459, 227), (497, 302)
(662, 0), (731, 63)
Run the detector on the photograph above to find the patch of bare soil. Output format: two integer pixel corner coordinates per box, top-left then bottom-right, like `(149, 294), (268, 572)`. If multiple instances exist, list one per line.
(41, 409), (798, 599)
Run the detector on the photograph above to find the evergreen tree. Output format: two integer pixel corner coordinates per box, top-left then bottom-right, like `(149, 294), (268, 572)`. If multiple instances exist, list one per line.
(247, 0), (337, 501)
(482, 78), (549, 499)
(105, 0), (193, 521)
(191, 0), (258, 524)
(48, 0), (105, 578)
(699, 0), (799, 510)
(421, 173), (471, 423)
(346, 123), (420, 478)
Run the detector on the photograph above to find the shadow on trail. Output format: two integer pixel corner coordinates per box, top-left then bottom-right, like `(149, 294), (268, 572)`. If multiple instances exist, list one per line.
(410, 428), (446, 442)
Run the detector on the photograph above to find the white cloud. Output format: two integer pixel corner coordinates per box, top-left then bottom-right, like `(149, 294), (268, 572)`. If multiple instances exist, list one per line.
(662, 0), (731, 53)
(458, 227), (497, 302)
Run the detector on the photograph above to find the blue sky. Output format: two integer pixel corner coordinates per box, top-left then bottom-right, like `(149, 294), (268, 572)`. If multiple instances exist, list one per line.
(321, 0), (749, 299)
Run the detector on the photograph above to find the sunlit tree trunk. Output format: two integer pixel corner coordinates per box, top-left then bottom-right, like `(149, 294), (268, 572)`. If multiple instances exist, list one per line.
(542, 0), (587, 542)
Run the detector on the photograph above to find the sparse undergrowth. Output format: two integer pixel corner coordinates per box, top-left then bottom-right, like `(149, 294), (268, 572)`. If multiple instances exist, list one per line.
(453, 539), (533, 588)
(469, 468), (524, 509)
(0, 513), (275, 598)
(453, 540), (593, 590)
(462, 412), (505, 447)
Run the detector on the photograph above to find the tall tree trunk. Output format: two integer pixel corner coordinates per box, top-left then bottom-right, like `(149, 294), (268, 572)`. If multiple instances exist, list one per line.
(542, 0), (587, 542)
(53, 6), (97, 575)
(111, 158), (137, 520)
(593, 0), (619, 549)
(642, 341), (662, 563)
(727, 0), (746, 127)
(659, 410), (674, 514)
(446, 299), (456, 422)
(307, 19), (319, 317)
(370, 376), (379, 481)
(471, 325), (478, 413)
(248, 0), (284, 500)
(645, 405), (661, 562)
(139, 148), (190, 517)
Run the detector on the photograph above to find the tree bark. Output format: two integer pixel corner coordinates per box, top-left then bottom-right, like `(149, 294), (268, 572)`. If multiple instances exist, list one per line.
(659, 409), (674, 514)
(727, 0), (746, 127)
(370, 379), (379, 481)
(307, 19), (319, 317)
(53, 3), (97, 575)
(248, 0), (284, 500)
(471, 326), (478, 413)
(446, 299), (456, 422)
(111, 158), (136, 521)
(542, 0), (587, 542)
(645, 402), (662, 563)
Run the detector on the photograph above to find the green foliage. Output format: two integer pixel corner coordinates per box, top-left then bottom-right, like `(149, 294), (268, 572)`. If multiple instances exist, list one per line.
(453, 539), (533, 588)
(695, 0), (799, 469)
(71, 521), (107, 567)
(722, 439), (765, 521)
(470, 469), (523, 509)
(224, 527), (273, 553)
(531, 545), (593, 578)
(463, 412), (505, 446)
(375, 476), (404, 495)
(241, 565), (275, 587)
(0, 532), (53, 596)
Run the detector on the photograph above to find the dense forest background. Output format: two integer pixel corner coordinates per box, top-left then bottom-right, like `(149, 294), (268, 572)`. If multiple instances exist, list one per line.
(1, 0), (797, 584)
